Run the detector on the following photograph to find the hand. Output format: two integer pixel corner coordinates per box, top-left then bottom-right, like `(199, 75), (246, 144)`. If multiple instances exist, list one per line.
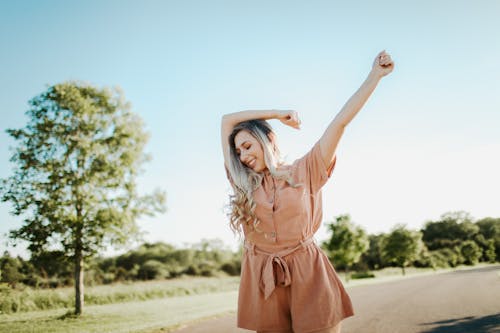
(277, 110), (301, 129)
(371, 50), (394, 78)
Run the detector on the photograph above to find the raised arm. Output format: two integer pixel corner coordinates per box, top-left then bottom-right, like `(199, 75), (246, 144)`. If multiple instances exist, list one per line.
(319, 50), (394, 168)
(221, 110), (301, 168)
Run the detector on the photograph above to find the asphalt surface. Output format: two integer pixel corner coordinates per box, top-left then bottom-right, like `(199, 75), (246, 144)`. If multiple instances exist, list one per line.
(172, 265), (500, 333)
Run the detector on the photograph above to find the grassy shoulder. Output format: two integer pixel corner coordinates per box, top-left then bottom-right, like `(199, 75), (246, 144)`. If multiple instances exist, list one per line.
(0, 275), (240, 314)
(0, 291), (239, 333)
(339, 262), (498, 287)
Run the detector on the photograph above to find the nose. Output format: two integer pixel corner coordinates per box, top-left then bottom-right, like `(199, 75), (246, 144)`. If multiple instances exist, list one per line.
(240, 152), (248, 163)
(240, 150), (250, 164)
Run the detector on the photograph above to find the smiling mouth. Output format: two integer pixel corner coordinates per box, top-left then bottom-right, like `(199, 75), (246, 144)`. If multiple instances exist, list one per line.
(248, 159), (256, 168)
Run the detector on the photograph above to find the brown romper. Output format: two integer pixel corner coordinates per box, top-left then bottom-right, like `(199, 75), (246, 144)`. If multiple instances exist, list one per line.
(226, 141), (354, 333)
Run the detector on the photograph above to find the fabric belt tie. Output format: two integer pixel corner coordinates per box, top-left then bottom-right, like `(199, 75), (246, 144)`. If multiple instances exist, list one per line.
(245, 237), (314, 300)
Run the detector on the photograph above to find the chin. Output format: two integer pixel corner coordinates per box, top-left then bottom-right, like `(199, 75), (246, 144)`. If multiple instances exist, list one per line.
(255, 165), (266, 173)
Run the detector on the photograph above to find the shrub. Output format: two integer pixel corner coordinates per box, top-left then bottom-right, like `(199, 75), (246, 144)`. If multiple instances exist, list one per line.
(350, 271), (375, 279)
(460, 240), (482, 265)
(185, 264), (200, 276)
(220, 260), (241, 276)
(138, 260), (168, 280)
(428, 250), (449, 269)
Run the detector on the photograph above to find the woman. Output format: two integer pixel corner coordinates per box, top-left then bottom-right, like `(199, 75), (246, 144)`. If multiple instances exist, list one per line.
(221, 50), (394, 333)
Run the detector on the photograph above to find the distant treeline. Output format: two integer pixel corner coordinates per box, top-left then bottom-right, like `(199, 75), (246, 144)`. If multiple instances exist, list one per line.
(1, 239), (241, 289)
(332, 212), (499, 277)
(1, 212), (499, 288)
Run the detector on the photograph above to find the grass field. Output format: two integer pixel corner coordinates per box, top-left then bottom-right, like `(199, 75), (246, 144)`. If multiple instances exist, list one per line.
(1, 276), (241, 314)
(0, 263), (497, 333)
(0, 291), (239, 333)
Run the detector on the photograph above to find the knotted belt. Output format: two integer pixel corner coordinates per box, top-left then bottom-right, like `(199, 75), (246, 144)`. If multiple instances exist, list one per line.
(245, 237), (314, 300)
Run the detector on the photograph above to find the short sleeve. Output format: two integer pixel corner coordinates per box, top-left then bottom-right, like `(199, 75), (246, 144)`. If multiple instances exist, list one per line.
(293, 140), (336, 193)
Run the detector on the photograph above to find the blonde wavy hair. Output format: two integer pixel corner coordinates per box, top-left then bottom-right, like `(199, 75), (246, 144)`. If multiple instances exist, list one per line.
(226, 120), (298, 238)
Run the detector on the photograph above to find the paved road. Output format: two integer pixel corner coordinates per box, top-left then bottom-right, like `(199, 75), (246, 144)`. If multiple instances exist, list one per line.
(172, 265), (500, 333)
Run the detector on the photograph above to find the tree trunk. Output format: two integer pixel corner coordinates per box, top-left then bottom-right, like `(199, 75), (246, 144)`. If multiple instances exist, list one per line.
(74, 189), (84, 315)
(74, 250), (84, 315)
(401, 265), (406, 276)
(345, 266), (350, 282)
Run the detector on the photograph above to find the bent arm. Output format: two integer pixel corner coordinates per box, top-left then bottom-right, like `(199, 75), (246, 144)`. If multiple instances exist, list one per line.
(221, 110), (280, 169)
(319, 51), (394, 168)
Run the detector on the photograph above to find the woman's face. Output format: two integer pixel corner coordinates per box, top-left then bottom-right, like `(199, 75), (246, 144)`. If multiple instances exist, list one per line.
(234, 130), (267, 172)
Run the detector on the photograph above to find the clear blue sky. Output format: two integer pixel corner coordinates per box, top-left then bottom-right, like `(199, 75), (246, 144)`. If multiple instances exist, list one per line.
(1, 0), (499, 257)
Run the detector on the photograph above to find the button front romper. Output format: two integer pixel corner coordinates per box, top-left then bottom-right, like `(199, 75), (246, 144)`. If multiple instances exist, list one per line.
(226, 141), (354, 333)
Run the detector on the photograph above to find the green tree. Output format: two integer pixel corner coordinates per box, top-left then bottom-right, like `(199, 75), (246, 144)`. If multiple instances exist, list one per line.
(422, 211), (478, 251)
(0, 252), (25, 288)
(460, 240), (482, 265)
(322, 215), (369, 282)
(0, 82), (166, 315)
(484, 239), (496, 263)
(30, 250), (73, 287)
(476, 217), (500, 261)
(380, 224), (424, 275)
(358, 233), (385, 270)
(138, 259), (169, 280)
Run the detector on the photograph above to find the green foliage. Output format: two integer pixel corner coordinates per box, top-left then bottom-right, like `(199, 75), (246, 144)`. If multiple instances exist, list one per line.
(484, 239), (497, 263)
(460, 240), (482, 265)
(428, 250), (449, 268)
(0, 82), (166, 314)
(1, 81), (166, 258)
(220, 260), (241, 276)
(472, 234), (497, 263)
(422, 211), (479, 251)
(476, 217), (500, 261)
(438, 248), (461, 267)
(0, 289), (239, 333)
(417, 247), (461, 269)
(322, 215), (369, 282)
(0, 254), (25, 287)
(350, 271), (375, 279)
(418, 211), (498, 266)
(138, 260), (169, 280)
(29, 250), (73, 287)
(357, 234), (385, 270)
(380, 224), (424, 275)
(0, 282), (72, 314)
(322, 215), (369, 269)
(93, 240), (239, 282)
(0, 276), (240, 314)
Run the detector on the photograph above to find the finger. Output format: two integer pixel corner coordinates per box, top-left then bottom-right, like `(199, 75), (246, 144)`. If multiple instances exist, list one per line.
(382, 57), (393, 65)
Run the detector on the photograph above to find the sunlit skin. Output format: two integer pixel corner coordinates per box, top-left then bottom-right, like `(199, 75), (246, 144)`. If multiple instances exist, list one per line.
(234, 130), (267, 172)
